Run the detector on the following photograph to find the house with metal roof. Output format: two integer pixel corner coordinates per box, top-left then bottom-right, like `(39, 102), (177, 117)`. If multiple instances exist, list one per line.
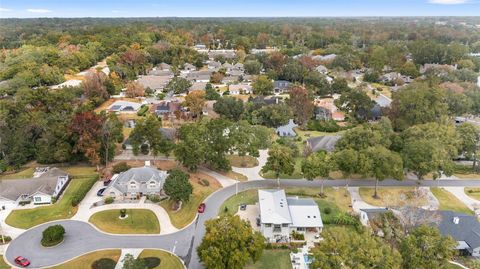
(306, 135), (341, 153)
(105, 165), (168, 200)
(108, 101), (142, 113)
(258, 189), (323, 243)
(276, 119), (298, 137)
(0, 168), (69, 209)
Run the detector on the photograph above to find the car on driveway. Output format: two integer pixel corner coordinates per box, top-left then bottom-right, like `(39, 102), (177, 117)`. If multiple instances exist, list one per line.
(240, 204), (247, 211)
(103, 179), (112, 186)
(14, 256), (30, 267)
(97, 187), (106, 196)
(198, 203), (206, 213)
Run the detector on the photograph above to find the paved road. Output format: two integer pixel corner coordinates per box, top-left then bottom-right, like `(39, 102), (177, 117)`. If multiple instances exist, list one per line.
(6, 178), (480, 268)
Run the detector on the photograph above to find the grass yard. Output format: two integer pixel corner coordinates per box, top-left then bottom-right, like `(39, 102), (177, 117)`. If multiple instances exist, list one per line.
(219, 170), (248, 181)
(0, 165), (97, 180)
(0, 167), (35, 179)
(5, 175), (98, 229)
(138, 249), (184, 269)
(244, 250), (291, 269)
(160, 174), (221, 228)
(89, 209), (160, 234)
(359, 187), (429, 207)
(0, 256), (8, 269)
(465, 188), (480, 200)
(48, 249), (121, 269)
(431, 188), (474, 215)
(227, 155), (259, 168)
(219, 189), (258, 216)
(285, 187), (352, 213)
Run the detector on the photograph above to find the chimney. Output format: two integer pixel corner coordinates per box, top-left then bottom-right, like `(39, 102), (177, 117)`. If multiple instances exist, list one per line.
(453, 217), (460, 224)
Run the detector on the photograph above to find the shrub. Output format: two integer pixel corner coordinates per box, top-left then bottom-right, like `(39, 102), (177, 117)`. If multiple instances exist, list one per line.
(19, 201), (31, 206)
(41, 225), (65, 247)
(307, 119), (341, 132)
(0, 235), (12, 244)
(198, 178), (210, 186)
(142, 257), (161, 269)
(147, 194), (161, 203)
(104, 197), (114, 204)
(92, 258), (116, 269)
(120, 209), (127, 218)
(323, 207), (332, 215)
(112, 162), (131, 174)
(71, 175), (98, 207)
(137, 105), (149, 116)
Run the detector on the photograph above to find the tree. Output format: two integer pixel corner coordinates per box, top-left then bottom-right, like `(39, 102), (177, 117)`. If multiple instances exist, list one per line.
(101, 113), (123, 166)
(125, 81), (145, 98)
(69, 111), (103, 167)
(262, 144), (295, 183)
(362, 146), (404, 198)
(244, 60), (262, 75)
(330, 78), (350, 95)
(205, 84), (220, 100)
(213, 96), (245, 121)
(251, 104), (293, 128)
(175, 122), (206, 171)
(164, 77), (192, 94)
(400, 225), (456, 269)
(288, 86), (314, 126)
(210, 71), (225, 84)
(185, 90), (206, 120)
(129, 115), (172, 158)
(457, 123), (479, 169)
(82, 72), (109, 105)
(164, 169), (193, 202)
(335, 88), (374, 122)
(281, 60), (306, 83)
(122, 254), (146, 269)
(41, 225), (65, 247)
(301, 151), (334, 195)
(252, 75), (273, 96)
(311, 226), (402, 269)
(389, 83), (448, 131)
(336, 119), (393, 151)
(304, 72), (331, 96)
(197, 215), (265, 269)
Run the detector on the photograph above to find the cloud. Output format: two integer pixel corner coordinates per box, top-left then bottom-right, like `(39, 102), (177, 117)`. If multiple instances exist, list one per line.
(0, 7), (12, 12)
(27, 9), (52, 13)
(428, 0), (469, 4)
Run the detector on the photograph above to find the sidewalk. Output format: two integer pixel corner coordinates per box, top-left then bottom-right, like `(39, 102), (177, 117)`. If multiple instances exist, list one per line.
(115, 248), (143, 269)
(198, 168), (237, 187)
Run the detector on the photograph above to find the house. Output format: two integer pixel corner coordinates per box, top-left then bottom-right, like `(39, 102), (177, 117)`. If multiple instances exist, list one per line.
(0, 168), (69, 209)
(374, 94), (392, 108)
(305, 135), (341, 153)
(229, 84), (252, 95)
(312, 54), (336, 62)
(186, 71), (212, 83)
(222, 76), (240, 84)
(159, 128), (177, 141)
(250, 96), (282, 106)
(314, 107), (332, 120)
(276, 119), (298, 137)
(434, 211), (480, 257)
(189, 82), (208, 92)
(152, 101), (181, 117)
(158, 63), (172, 71)
(420, 63), (457, 74)
(314, 98), (345, 121)
(108, 101), (142, 113)
(137, 75), (172, 92)
(273, 80), (291, 94)
(207, 61), (222, 70)
(208, 49), (236, 60)
(259, 189), (323, 243)
(105, 165), (168, 200)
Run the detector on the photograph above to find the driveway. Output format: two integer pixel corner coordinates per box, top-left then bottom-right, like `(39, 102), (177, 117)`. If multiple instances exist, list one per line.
(7, 178), (480, 269)
(231, 149), (268, 180)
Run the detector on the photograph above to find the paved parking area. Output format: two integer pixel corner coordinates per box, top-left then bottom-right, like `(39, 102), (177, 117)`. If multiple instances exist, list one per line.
(236, 203), (260, 231)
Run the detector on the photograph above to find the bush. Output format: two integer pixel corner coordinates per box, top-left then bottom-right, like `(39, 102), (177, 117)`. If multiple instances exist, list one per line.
(323, 207), (332, 215)
(142, 257), (161, 269)
(104, 197), (114, 204)
(307, 119), (341, 132)
(147, 194), (161, 203)
(120, 209), (127, 218)
(137, 105), (149, 116)
(112, 162), (131, 174)
(92, 258), (116, 269)
(19, 201), (31, 206)
(71, 175), (98, 207)
(41, 225), (65, 247)
(0, 235), (12, 244)
(198, 178), (210, 186)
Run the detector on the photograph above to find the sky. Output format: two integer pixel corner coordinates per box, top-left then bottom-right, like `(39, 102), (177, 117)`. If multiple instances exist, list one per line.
(0, 0), (479, 18)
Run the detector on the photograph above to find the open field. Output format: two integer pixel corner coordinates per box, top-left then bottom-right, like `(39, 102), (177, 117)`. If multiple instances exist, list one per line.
(359, 187), (429, 207)
(138, 249), (184, 269)
(431, 188), (474, 215)
(89, 209), (160, 234)
(5, 175), (98, 229)
(47, 249), (121, 269)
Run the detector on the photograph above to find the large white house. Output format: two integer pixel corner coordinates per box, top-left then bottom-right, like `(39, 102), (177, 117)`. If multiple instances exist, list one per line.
(258, 189), (323, 243)
(0, 168), (70, 209)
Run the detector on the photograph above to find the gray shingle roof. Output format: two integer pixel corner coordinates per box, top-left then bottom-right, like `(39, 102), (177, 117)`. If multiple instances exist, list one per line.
(111, 167), (168, 194)
(307, 135), (341, 152)
(436, 211), (480, 250)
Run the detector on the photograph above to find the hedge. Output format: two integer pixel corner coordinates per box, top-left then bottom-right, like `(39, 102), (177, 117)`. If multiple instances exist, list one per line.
(71, 175), (99, 207)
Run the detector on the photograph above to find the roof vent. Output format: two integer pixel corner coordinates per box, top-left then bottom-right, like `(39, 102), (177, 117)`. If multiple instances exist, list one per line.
(453, 217), (460, 224)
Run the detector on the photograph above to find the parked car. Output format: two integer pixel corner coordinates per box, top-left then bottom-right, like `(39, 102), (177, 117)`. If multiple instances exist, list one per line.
(103, 179), (112, 186)
(198, 203), (206, 213)
(256, 217), (261, 227)
(14, 256), (30, 267)
(240, 204), (247, 211)
(97, 188), (106, 197)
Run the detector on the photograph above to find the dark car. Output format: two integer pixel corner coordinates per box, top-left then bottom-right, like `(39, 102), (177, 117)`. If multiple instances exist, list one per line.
(198, 203), (206, 213)
(240, 204), (247, 211)
(97, 187), (106, 197)
(14, 256), (30, 267)
(103, 179), (112, 186)
(256, 217), (261, 227)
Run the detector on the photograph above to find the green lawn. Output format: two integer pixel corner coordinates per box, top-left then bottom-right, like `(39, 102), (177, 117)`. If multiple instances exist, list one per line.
(89, 209), (160, 234)
(0, 167), (35, 179)
(227, 155), (259, 168)
(465, 188), (480, 201)
(219, 189), (258, 216)
(47, 249), (121, 269)
(431, 188), (474, 215)
(0, 256), (9, 269)
(244, 250), (291, 269)
(0, 166), (97, 180)
(261, 157), (304, 179)
(138, 249), (184, 269)
(359, 187), (429, 207)
(6, 175), (98, 229)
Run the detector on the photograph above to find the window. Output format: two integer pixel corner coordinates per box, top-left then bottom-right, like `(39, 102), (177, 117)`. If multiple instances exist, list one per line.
(273, 224), (281, 232)
(282, 223), (289, 227)
(264, 223), (272, 228)
(34, 197), (42, 202)
(297, 227), (305, 232)
(130, 182), (136, 189)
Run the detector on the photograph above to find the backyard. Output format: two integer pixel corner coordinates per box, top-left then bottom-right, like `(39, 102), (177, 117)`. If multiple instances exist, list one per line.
(431, 188), (473, 215)
(47, 249), (121, 269)
(244, 250), (291, 269)
(6, 175), (98, 229)
(89, 209), (160, 234)
(138, 249), (184, 269)
(359, 187), (429, 207)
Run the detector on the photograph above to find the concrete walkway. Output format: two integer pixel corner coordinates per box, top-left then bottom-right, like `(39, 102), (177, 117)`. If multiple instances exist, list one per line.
(348, 187), (382, 213)
(231, 150), (268, 181)
(115, 248), (143, 269)
(443, 186), (480, 212)
(0, 208), (25, 239)
(72, 200), (179, 235)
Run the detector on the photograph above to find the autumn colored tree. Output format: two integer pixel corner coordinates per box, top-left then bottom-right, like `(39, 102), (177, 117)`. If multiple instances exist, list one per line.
(288, 86), (314, 126)
(125, 81), (145, 98)
(69, 111), (103, 167)
(185, 90), (206, 120)
(210, 72), (225, 84)
(82, 72), (109, 105)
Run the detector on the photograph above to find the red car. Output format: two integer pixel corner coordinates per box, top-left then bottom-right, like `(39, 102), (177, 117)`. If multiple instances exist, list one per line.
(14, 256), (30, 267)
(198, 203), (206, 213)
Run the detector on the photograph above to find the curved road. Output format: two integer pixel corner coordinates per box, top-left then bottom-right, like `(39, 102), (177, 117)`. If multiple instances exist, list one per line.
(6, 178), (480, 268)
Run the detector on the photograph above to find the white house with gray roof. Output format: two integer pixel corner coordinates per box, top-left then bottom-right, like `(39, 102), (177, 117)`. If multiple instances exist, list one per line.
(259, 189), (323, 243)
(105, 165), (168, 200)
